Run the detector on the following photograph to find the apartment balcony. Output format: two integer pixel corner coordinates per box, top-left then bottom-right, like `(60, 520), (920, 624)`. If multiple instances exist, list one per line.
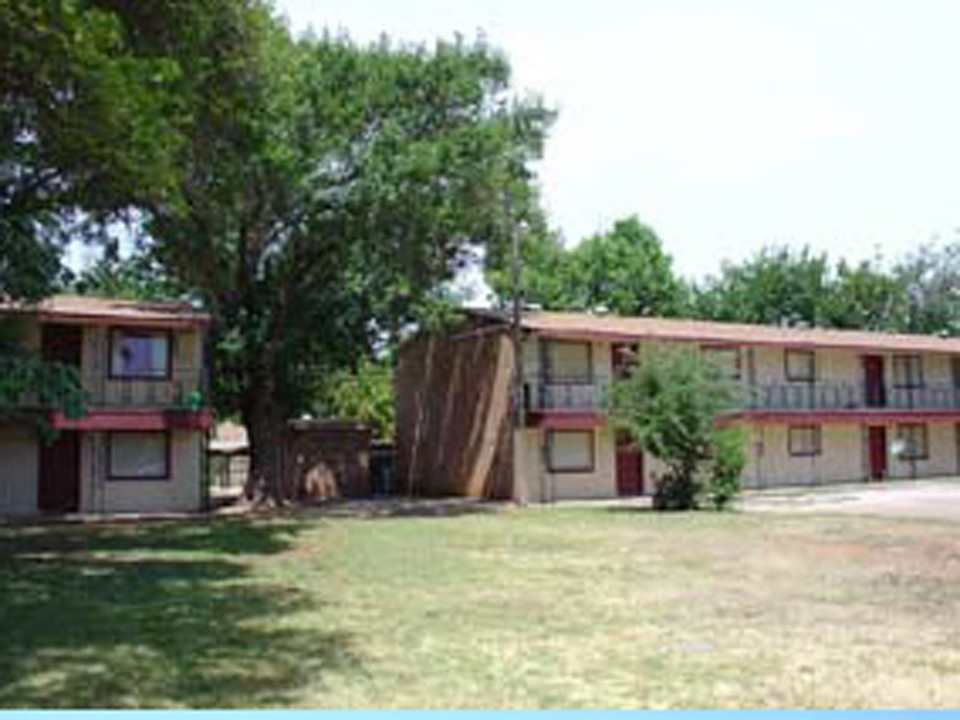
(523, 375), (960, 419)
(746, 383), (960, 413)
(13, 369), (207, 410)
(523, 376), (610, 413)
(82, 370), (207, 409)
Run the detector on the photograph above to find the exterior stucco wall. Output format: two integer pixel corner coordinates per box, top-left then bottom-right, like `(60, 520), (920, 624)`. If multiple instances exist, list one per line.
(517, 425), (618, 502)
(744, 423), (866, 488)
(80, 430), (203, 513)
(0, 424), (38, 514)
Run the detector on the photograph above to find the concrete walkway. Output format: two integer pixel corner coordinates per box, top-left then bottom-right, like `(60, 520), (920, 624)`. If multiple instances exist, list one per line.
(739, 477), (960, 521)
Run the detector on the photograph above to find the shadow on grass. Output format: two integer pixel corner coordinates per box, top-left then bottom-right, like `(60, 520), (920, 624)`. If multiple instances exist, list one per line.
(272, 497), (508, 521)
(0, 518), (360, 708)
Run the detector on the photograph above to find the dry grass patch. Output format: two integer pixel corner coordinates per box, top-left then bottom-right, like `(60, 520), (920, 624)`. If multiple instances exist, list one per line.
(2, 506), (959, 708)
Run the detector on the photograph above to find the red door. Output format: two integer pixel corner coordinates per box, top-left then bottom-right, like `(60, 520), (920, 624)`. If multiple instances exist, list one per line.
(38, 431), (81, 513)
(615, 433), (644, 496)
(863, 355), (886, 408)
(867, 426), (887, 481)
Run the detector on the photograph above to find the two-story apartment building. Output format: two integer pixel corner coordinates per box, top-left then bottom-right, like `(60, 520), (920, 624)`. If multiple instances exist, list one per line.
(396, 310), (960, 502)
(0, 295), (213, 515)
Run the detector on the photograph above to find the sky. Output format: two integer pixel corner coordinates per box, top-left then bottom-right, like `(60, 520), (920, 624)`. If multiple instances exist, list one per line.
(278, 1), (960, 280)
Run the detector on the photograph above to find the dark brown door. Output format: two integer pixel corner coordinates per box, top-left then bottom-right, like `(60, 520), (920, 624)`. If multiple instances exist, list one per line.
(38, 432), (81, 513)
(867, 426), (887, 481)
(615, 432), (644, 496)
(41, 324), (83, 366)
(863, 355), (886, 408)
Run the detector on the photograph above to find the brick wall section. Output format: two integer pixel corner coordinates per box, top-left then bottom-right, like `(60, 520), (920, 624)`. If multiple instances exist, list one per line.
(284, 420), (371, 500)
(395, 325), (516, 499)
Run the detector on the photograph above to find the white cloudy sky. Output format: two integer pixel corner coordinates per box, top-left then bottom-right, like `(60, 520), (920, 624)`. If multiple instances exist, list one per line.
(278, 0), (960, 280)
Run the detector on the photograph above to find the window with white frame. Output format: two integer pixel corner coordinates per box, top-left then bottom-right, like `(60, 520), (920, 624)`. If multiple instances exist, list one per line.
(546, 430), (595, 472)
(785, 349), (815, 382)
(893, 355), (924, 389)
(788, 425), (821, 457)
(703, 347), (741, 380)
(110, 329), (171, 379)
(896, 423), (929, 460)
(107, 432), (170, 480)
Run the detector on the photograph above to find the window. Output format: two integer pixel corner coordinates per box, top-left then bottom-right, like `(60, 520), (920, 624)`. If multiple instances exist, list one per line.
(788, 425), (821, 456)
(107, 432), (170, 480)
(893, 355), (923, 389)
(703, 347), (741, 380)
(785, 350), (815, 382)
(546, 430), (595, 473)
(110, 329), (171, 379)
(543, 341), (592, 382)
(896, 424), (929, 460)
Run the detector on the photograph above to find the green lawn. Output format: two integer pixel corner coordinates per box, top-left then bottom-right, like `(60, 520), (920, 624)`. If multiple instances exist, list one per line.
(2, 503), (959, 708)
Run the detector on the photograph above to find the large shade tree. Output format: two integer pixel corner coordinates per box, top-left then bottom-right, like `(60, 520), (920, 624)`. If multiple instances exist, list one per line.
(114, 6), (552, 501)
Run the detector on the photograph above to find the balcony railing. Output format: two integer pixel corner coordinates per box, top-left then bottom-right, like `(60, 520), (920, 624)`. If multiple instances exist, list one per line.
(524, 375), (610, 413)
(83, 371), (207, 408)
(746, 383), (960, 412)
(524, 375), (960, 414)
(12, 370), (207, 410)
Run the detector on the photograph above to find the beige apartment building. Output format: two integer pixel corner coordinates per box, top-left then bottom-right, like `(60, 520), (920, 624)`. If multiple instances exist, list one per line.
(396, 310), (960, 501)
(0, 296), (212, 516)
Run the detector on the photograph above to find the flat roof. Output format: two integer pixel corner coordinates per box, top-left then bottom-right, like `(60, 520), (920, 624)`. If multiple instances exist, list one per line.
(0, 294), (210, 328)
(471, 310), (960, 355)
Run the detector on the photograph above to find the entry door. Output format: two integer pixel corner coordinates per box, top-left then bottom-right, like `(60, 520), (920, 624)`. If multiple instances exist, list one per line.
(38, 432), (81, 513)
(863, 356), (886, 408)
(615, 432), (644, 496)
(867, 426), (887, 481)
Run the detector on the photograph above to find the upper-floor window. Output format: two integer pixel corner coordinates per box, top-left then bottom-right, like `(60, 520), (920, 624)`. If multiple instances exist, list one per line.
(110, 329), (171, 379)
(542, 340), (592, 382)
(892, 355), (923, 389)
(785, 349), (815, 383)
(703, 346), (741, 381)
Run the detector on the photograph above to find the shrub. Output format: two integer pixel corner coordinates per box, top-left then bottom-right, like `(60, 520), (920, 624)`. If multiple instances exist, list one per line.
(704, 427), (746, 510)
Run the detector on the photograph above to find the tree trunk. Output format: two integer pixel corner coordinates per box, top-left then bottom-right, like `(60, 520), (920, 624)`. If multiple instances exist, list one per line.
(242, 372), (290, 504)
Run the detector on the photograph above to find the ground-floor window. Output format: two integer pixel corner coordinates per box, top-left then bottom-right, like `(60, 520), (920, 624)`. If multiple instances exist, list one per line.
(107, 432), (170, 480)
(788, 425), (821, 457)
(546, 429), (595, 473)
(896, 423), (929, 460)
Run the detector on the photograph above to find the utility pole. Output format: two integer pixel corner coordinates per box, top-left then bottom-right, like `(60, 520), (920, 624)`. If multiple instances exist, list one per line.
(505, 189), (530, 503)
(506, 190), (524, 430)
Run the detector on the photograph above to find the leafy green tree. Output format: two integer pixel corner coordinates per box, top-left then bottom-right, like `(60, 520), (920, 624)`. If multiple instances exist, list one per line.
(567, 217), (691, 316)
(314, 358), (395, 442)
(124, 13), (552, 501)
(488, 215), (690, 316)
(609, 346), (743, 510)
(820, 258), (909, 331)
(893, 240), (960, 335)
(0, 0), (182, 299)
(695, 246), (829, 326)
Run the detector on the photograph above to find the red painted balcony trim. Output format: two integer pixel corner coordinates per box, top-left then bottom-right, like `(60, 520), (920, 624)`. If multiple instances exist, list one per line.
(526, 411), (607, 429)
(52, 409), (213, 431)
(738, 409), (960, 425)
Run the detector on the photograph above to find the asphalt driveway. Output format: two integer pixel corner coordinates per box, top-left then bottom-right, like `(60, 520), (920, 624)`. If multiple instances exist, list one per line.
(740, 478), (960, 521)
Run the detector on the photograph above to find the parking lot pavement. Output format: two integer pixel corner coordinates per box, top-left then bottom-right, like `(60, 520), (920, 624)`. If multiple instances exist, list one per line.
(739, 478), (960, 521)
